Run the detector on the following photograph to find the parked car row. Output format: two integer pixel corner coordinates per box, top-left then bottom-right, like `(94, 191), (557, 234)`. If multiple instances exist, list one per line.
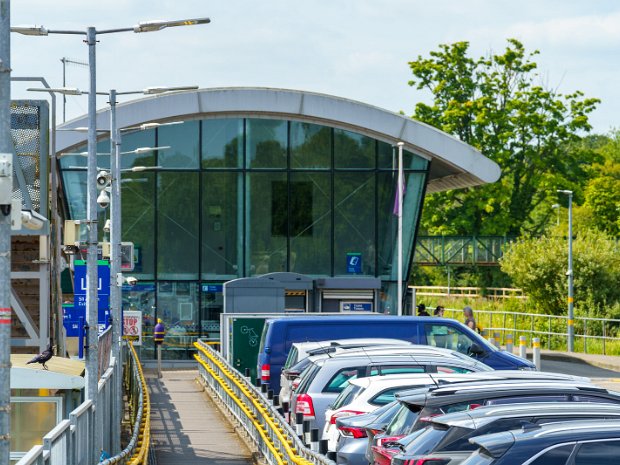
(256, 315), (620, 464)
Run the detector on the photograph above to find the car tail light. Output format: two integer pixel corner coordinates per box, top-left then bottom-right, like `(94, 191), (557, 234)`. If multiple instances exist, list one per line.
(329, 410), (365, 424)
(468, 403), (482, 410)
(378, 435), (405, 447)
(261, 364), (270, 381)
(409, 459), (450, 465)
(337, 426), (367, 439)
(295, 393), (315, 417)
(369, 428), (384, 436)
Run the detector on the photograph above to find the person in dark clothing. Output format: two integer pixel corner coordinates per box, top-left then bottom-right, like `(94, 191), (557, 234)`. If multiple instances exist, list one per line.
(433, 305), (445, 317)
(417, 304), (430, 317)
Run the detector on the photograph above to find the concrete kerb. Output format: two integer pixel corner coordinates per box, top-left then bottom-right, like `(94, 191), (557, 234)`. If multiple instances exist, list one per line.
(530, 350), (620, 373)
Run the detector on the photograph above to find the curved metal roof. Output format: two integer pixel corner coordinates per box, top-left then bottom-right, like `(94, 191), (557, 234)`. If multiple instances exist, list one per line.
(56, 87), (500, 193)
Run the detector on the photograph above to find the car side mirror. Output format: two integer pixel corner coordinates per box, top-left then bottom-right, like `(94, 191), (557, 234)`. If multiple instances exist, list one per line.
(469, 342), (486, 356)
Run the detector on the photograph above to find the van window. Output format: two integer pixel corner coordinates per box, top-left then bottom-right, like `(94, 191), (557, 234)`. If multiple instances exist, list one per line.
(324, 367), (367, 393)
(258, 322), (270, 354)
(283, 346), (299, 370)
(424, 324), (475, 356)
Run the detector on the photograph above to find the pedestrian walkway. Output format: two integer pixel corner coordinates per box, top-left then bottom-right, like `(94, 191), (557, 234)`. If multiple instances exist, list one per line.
(148, 370), (253, 465)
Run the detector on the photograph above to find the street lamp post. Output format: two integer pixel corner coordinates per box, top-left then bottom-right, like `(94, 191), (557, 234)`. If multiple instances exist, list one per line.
(13, 16), (210, 458)
(0, 3), (12, 465)
(558, 190), (574, 352)
(397, 142), (404, 316)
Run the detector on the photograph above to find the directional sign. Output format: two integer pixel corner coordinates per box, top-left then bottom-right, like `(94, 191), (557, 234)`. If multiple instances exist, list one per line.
(73, 260), (111, 333)
(73, 261), (111, 296)
(346, 252), (362, 274)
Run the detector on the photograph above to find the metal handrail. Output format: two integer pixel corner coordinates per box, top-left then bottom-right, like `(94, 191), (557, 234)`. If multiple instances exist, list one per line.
(101, 340), (150, 465)
(194, 340), (335, 465)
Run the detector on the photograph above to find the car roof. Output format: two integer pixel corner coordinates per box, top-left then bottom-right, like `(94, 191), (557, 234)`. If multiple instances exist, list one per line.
(470, 420), (620, 458)
(395, 371), (591, 398)
(431, 402), (620, 429)
(348, 373), (505, 390)
(398, 381), (614, 407)
(294, 338), (413, 352)
(315, 353), (485, 368)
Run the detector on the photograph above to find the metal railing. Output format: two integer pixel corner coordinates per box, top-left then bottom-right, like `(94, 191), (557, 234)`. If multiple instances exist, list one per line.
(16, 341), (150, 465)
(194, 340), (335, 465)
(411, 286), (526, 299)
(442, 308), (620, 355)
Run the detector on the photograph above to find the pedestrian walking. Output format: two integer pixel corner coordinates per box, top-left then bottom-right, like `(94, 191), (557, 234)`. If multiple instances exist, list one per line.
(463, 306), (478, 332)
(417, 304), (430, 317)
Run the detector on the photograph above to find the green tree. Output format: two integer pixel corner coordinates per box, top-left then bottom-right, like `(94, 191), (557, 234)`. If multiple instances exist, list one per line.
(500, 230), (620, 316)
(409, 39), (600, 236)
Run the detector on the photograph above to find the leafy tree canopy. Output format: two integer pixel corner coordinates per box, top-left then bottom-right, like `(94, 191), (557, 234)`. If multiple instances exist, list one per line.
(409, 39), (600, 236)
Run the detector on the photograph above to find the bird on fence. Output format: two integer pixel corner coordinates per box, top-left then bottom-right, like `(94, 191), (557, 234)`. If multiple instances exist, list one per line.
(26, 343), (54, 370)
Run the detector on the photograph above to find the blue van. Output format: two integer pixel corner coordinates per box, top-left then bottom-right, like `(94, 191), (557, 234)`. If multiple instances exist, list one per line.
(257, 315), (535, 391)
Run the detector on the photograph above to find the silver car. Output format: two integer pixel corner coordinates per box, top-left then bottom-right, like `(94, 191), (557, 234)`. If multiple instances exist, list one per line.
(290, 349), (491, 432)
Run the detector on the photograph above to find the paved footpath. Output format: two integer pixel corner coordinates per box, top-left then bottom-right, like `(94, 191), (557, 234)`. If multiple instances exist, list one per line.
(148, 370), (253, 465)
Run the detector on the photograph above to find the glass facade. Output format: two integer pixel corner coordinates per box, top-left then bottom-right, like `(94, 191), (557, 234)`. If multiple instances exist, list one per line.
(60, 117), (429, 359)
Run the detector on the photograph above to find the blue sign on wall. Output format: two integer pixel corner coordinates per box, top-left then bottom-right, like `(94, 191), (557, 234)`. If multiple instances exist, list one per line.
(341, 302), (373, 312)
(202, 283), (223, 293)
(346, 253), (362, 274)
(73, 262), (111, 333)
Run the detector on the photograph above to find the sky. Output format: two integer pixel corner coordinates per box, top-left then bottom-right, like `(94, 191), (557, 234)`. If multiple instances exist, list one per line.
(9, 1), (620, 134)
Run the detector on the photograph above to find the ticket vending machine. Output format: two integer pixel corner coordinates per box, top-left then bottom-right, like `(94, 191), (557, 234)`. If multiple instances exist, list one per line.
(314, 277), (381, 313)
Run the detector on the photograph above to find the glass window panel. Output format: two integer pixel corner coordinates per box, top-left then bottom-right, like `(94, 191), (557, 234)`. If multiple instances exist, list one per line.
(59, 138), (110, 170)
(377, 141), (429, 170)
(202, 118), (243, 168)
(201, 172), (241, 279)
(531, 444), (574, 465)
(156, 281), (199, 360)
(334, 129), (375, 169)
(122, 282), (156, 360)
(247, 172), (287, 275)
(62, 170), (87, 219)
(157, 172), (199, 279)
(158, 120), (199, 169)
(377, 172), (426, 280)
(11, 399), (60, 453)
(119, 129), (156, 170)
(122, 172), (155, 279)
(200, 284), (223, 340)
(290, 122), (331, 169)
(246, 119), (287, 169)
(334, 172), (375, 275)
(290, 172), (331, 274)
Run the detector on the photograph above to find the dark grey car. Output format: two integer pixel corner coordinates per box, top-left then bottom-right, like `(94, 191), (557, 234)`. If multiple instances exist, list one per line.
(392, 402), (620, 465)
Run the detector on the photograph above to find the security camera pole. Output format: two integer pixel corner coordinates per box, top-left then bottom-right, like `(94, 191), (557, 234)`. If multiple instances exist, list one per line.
(0, 2), (12, 464)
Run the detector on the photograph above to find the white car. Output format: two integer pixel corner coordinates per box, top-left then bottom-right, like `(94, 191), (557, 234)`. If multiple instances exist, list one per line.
(322, 372), (496, 452)
(279, 338), (413, 404)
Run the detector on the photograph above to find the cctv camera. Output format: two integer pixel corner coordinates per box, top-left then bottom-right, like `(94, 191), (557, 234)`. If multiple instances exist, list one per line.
(126, 276), (138, 286)
(20, 210), (47, 230)
(103, 219), (111, 232)
(97, 190), (110, 209)
(96, 171), (111, 190)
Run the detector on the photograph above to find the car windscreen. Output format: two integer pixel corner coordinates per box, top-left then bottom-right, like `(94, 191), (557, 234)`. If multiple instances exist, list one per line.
(332, 384), (364, 410)
(384, 404), (421, 436)
(288, 357), (312, 375)
(296, 363), (322, 395)
(400, 423), (465, 456)
(283, 346), (299, 370)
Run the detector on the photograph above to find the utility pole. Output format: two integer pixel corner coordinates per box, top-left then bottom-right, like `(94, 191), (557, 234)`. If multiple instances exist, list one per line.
(558, 189), (574, 352)
(0, 2), (11, 465)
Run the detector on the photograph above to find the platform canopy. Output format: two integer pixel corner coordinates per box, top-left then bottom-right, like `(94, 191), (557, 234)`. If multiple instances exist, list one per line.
(57, 87), (500, 193)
